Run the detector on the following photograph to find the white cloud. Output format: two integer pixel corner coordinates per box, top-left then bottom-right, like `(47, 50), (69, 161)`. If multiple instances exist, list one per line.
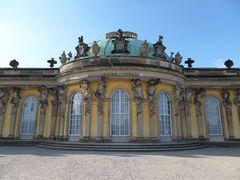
(213, 59), (226, 68)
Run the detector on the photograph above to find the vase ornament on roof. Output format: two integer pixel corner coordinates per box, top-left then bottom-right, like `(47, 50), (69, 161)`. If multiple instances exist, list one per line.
(140, 40), (150, 57)
(59, 51), (67, 65)
(91, 41), (100, 57)
(174, 52), (183, 65)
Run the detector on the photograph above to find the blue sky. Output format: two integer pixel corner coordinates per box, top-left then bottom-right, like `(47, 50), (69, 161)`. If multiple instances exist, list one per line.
(0, 0), (239, 68)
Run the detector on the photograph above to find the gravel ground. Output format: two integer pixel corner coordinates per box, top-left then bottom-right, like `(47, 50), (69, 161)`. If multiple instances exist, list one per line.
(0, 146), (239, 180)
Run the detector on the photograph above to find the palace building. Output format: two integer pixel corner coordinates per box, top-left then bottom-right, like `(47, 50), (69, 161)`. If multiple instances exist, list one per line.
(0, 29), (240, 144)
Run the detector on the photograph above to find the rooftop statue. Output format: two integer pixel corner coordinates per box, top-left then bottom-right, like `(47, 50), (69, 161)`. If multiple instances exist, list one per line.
(75, 36), (90, 58)
(111, 29), (129, 54)
(153, 35), (166, 59)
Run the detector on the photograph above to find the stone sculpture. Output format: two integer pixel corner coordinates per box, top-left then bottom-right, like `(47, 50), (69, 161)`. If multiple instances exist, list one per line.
(95, 77), (107, 115)
(173, 83), (184, 139)
(140, 40), (150, 57)
(0, 88), (9, 136)
(174, 52), (182, 65)
(194, 88), (205, 139)
(221, 89), (234, 139)
(95, 77), (107, 140)
(80, 79), (91, 114)
(147, 79), (160, 139)
(153, 35), (166, 59)
(59, 51), (67, 65)
(38, 86), (48, 138)
(57, 86), (66, 139)
(91, 41), (100, 57)
(75, 36), (90, 58)
(80, 79), (91, 139)
(132, 79), (144, 139)
(183, 88), (193, 138)
(49, 87), (58, 138)
(111, 29), (129, 54)
(9, 88), (20, 138)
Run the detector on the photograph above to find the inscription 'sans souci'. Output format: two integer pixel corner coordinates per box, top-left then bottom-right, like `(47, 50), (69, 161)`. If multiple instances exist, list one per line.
(103, 72), (140, 77)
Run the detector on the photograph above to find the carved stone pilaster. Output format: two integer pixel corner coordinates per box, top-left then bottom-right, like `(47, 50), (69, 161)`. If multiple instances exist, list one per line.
(80, 79), (92, 139)
(183, 88), (193, 138)
(38, 86), (48, 139)
(0, 88), (9, 137)
(222, 89), (234, 139)
(49, 87), (58, 139)
(147, 79), (160, 139)
(9, 88), (20, 138)
(194, 88), (206, 139)
(173, 84), (184, 140)
(132, 79), (144, 139)
(57, 86), (66, 139)
(94, 77), (106, 140)
(234, 89), (240, 127)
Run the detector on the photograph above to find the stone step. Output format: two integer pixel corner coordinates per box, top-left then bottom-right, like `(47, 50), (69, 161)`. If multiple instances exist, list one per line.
(40, 141), (200, 149)
(40, 140), (201, 146)
(38, 142), (202, 149)
(37, 143), (207, 152)
(202, 141), (240, 147)
(36, 141), (207, 152)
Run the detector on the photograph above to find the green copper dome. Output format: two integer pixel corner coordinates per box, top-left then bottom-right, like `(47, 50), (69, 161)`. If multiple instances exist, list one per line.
(86, 38), (171, 60)
(70, 30), (172, 61)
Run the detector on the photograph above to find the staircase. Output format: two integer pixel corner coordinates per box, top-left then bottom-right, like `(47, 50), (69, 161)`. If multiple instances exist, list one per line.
(37, 141), (207, 152)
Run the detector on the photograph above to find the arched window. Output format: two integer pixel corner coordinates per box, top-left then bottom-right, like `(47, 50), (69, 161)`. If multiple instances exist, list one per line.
(110, 89), (130, 136)
(20, 96), (38, 136)
(69, 92), (82, 136)
(158, 92), (172, 136)
(204, 96), (222, 135)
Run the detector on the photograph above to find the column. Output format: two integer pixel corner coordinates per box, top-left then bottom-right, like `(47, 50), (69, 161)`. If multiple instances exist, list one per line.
(0, 88), (9, 137)
(37, 86), (48, 139)
(132, 79), (144, 141)
(9, 88), (20, 138)
(147, 79), (160, 141)
(194, 88), (206, 139)
(95, 77), (107, 141)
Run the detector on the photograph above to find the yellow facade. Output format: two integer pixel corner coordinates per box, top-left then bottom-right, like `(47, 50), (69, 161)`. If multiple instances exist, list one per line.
(1, 80), (240, 141)
(1, 30), (240, 143)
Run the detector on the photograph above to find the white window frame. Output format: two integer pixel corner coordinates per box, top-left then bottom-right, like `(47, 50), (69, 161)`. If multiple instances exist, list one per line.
(158, 91), (172, 137)
(68, 92), (82, 136)
(204, 96), (223, 136)
(20, 96), (38, 136)
(110, 89), (130, 137)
